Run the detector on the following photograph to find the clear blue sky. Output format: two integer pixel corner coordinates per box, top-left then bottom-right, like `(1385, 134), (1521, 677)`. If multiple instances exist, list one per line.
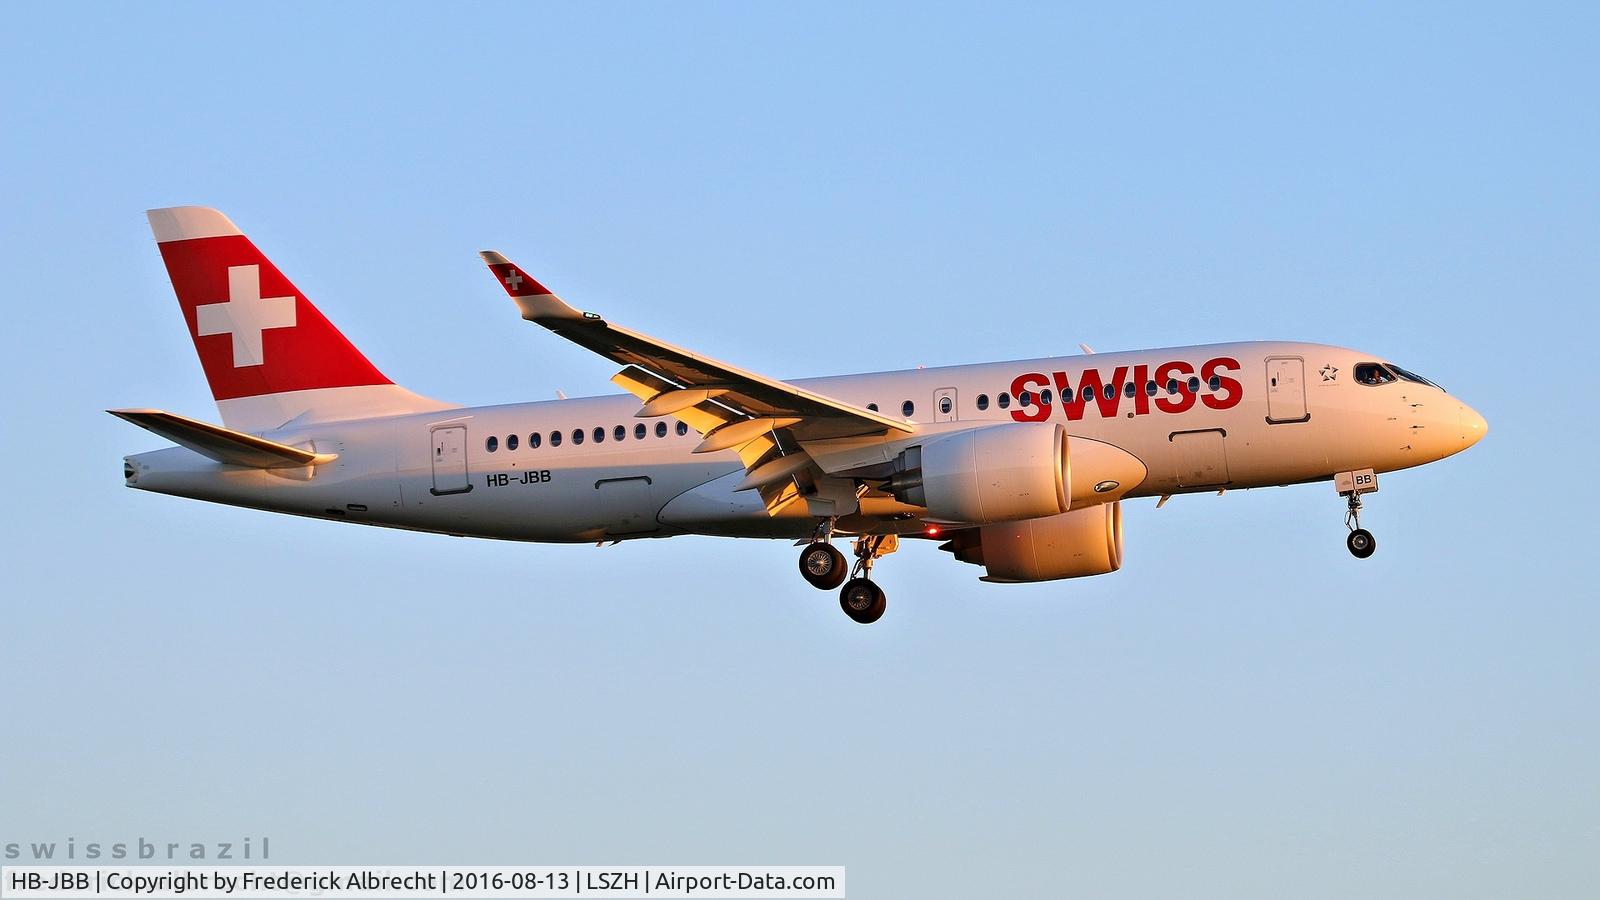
(2, 3), (1595, 897)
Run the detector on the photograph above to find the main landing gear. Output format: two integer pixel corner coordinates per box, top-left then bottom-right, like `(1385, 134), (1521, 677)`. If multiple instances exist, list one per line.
(839, 534), (896, 624)
(839, 577), (886, 625)
(798, 542), (848, 590)
(796, 524), (896, 624)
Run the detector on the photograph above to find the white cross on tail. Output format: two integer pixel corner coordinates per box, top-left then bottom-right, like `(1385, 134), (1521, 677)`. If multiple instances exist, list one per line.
(195, 265), (297, 367)
(503, 271), (524, 291)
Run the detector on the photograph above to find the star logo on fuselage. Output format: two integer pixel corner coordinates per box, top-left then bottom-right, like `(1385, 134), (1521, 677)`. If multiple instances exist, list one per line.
(1320, 364), (1338, 382)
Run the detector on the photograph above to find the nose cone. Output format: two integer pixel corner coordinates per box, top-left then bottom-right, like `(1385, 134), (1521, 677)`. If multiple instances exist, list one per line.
(1459, 403), (1488, 449)
(1413, 397), (1487, 464)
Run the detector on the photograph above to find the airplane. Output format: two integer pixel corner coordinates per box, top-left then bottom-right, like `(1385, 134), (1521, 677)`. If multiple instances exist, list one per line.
(116, 207), (1488, 623)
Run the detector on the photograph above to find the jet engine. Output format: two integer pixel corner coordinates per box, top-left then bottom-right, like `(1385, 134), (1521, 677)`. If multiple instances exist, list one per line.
(940, 502), (1124, 583)
(883, 423), (1069, 525)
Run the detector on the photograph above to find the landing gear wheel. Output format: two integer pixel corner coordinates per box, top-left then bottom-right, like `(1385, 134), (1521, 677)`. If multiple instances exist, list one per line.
(1341, 484), (1377, 559)
(839, 578), (886, 624)
(1347, 528), (1376, 559)
(799, 543), (848, 590)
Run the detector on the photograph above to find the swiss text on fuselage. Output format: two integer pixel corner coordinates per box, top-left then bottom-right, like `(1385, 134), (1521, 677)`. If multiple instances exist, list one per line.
(1008, 356), (1243, 422)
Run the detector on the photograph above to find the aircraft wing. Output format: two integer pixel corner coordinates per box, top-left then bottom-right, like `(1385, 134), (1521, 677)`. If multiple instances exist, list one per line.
(481, 251), (911, 442)
(481, 251), (914, 513)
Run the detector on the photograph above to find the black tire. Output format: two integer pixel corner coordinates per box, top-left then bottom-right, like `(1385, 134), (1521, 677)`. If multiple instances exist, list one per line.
(1347, 528), (1376, 559)
(839, 578), (886, 624)
(798, 543), (848, 590)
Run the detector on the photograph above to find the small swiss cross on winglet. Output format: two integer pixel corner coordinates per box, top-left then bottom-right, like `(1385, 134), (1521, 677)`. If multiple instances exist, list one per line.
(479, 250), (591, 324)
(479, 250), (550, 297)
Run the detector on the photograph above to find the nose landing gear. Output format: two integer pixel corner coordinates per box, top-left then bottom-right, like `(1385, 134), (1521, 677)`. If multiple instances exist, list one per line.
(1346, 516), (1376, 559)
(1337, 468), (1379, 559)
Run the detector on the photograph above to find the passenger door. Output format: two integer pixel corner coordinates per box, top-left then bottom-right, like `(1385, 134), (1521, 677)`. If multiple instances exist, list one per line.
(429, 425), (471, 495)
(1265, 356), (1309, 423)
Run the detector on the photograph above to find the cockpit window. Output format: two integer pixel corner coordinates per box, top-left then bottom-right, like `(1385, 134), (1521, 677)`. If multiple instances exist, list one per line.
(1388, 364), (1442, 390)
(1353, 363), (1397, 386)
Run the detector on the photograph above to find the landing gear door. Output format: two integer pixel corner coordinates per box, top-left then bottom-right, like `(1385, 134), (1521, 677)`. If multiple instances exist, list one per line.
(595, 476), (657, 536)
(1170, 428), (1230, 488)
(1265, 356), (1309, 423)
(1334, 468), (1378, 496)
(934, 387), (958, 422)
(430, 424), (471, 495)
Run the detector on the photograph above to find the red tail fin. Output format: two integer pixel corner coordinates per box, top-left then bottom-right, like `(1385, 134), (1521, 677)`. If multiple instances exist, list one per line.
(147, 207), (448, 431)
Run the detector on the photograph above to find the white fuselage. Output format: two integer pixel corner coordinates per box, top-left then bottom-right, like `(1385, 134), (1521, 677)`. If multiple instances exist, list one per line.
(123, 341), (1485, 542)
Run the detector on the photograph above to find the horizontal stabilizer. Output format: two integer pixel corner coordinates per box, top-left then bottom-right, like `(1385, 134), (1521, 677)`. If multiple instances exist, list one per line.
(108, 409), (336, 468)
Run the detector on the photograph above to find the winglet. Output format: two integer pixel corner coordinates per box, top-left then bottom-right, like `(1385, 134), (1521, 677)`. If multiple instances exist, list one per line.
(479, 251), (591, 323)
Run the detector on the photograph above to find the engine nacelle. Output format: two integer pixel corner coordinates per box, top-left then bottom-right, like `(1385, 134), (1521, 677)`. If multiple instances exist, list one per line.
(884, 423), (1069, 525)
(943, 502), (1124, 583)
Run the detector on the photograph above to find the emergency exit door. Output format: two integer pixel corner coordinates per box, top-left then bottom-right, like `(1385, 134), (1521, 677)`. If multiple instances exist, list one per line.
(1265, 356), (1309, 423)
(430, 425), (471, 495)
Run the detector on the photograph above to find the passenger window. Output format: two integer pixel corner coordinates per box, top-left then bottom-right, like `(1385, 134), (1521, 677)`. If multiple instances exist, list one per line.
(529, 432), (541, 449)
(1104, 383), (1116, 400)
(867, 402), (879, 412)
(593, 426), (605, 443)
(634, 423), (646, 440)
(1039, 389), (1053, 405)
(939, 396), (954, 414)
(1187, 376), (1200, 394)
(998, 393), (1011, 409)
(1208, 375), (1221, 391)
(1124, 383), (1136, 398)
(1354, 363), (1396, 386)
(1019, 392), (1032, 407)
(507, 434), (519, 451)
(550, 431), (562, 447)
(676, 421), (689, 436)
(1166, 379), (1178, 395)
(902, 400), (915, 417)
(976, 394), (990, 410)
(1081, 386), (1094, 402)
(1145, 381), (1158, 397)
(614, 425), (626, 442)
(655, 421), (668, 438)
(571, 429), (584, 445)
(485, 436), (498, 452)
